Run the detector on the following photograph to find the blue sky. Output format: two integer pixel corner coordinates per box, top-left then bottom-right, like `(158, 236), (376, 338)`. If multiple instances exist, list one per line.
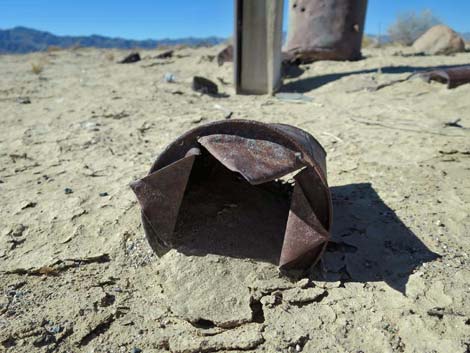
(1, 0), (469, 39)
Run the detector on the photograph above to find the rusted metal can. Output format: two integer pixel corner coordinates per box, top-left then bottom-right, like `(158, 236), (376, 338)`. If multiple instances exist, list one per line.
(131, 120), (332, 270)
(284, 0), (368, 63)
(420, 65), (470, 89)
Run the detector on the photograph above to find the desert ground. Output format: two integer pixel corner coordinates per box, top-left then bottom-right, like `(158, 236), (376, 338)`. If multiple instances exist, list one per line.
(1, 44), (470, 353)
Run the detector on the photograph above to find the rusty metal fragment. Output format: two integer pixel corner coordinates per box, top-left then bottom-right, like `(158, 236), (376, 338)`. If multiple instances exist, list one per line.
(118, 52), (141, 64)
(198, 134), (304, 185)
(284, 0), (368, 63)
(217, 45), (233, 66)
(192, 76), (219, 95)
(420, 65), (470, 89)
(155, 50), (174, 59)
(130, 120), (332, 270)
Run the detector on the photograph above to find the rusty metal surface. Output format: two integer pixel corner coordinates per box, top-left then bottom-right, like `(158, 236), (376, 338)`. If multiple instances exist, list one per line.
(198, 134), (304, 185)
(131, 120), (332, 270)
(420, 65), (470, 89)
(130, 152), (197, 255)
(284, 0), (368, 63)
(280, 179), (328, 268)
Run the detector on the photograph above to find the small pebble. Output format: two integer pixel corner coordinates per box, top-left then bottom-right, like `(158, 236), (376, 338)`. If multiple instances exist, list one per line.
(132, 348), (142, 353)
(64, 188), (73, 194)
(191, 116), (206, 124)
(49, 326), (62, 334)
(9, 224), (26, 237)
(17, 97), (31, 104)
(99, 192), (109, 197)
(164, 73), (175, 83)
(20, 201), (36, 209)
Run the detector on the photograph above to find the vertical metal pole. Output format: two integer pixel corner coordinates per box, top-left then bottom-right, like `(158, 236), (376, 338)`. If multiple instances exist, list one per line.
(267, 0), (284, 95)
(234, 0), (284, 95)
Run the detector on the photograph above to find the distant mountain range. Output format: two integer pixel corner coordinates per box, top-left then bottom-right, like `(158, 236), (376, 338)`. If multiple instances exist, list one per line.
(0, 26), (468, 54)
(461, 32), (470, 41)
(0, 27), (227, 54)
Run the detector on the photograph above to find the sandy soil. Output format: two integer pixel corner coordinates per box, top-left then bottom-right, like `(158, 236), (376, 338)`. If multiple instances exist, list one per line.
(0, 45), (469, 353)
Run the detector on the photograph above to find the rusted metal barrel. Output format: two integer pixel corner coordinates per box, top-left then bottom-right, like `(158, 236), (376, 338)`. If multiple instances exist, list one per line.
(130, 120), (332, 270)
(284, 0), (368, 63)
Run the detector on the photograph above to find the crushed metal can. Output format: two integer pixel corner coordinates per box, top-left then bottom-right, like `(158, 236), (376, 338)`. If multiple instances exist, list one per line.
(130, 120), (332, 270)
(284, 0), (368, 63)
(420, 65), (470, 89)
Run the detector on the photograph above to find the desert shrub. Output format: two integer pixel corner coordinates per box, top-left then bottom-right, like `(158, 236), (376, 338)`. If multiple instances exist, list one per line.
(388, 10), (441, 45)
(362, 35), (376, 48)
(47, 45), (62, 52)
(174, 44), (190, 50)
(105, 52), (115, 62)
(156, 44), (173, 51)
(71, 43), (82, 51)
(31, 62), (44, 75)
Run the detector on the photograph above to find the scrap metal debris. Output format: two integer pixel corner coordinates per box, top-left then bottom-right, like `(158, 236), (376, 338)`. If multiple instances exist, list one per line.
(364, 65), (470, 92)
(155, 50), (174, 59)
(192, 76), (219, 95)
(420, 65), (470, 89)
(16, 97), (31, 104)
(217, 44), (233, 66)
(130, 120), (332, 270)
(443, 118), (465, 129)
(118, 52), (141, 64)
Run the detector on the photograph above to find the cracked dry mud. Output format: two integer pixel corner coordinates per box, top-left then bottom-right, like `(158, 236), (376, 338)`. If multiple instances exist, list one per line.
(1, 45), (470, 353)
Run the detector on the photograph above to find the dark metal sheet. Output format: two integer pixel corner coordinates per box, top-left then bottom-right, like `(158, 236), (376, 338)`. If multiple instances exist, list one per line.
(130, 153), (197, 254)
(295, 167), (331, 230)
(198, 134), (304, 185)
(279, 180), (328, 269)
(217, 45), (233, 66)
